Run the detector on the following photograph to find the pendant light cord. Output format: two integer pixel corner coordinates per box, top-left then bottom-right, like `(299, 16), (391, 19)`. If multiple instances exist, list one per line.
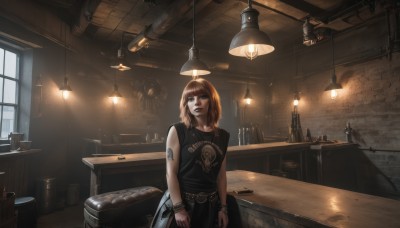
(331, 34), (335, 75)
(192, 0), (196, 46)
(248, 0), (252, 8)
(64, 22), (67, 81)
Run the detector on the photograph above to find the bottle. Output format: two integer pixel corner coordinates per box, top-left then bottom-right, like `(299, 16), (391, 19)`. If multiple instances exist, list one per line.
(245, 128), (250, 145)
(242, 127), (246, 145)
(238, 128), (242, 146)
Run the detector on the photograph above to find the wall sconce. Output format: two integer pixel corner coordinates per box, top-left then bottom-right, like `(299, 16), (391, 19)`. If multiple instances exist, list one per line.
(324, 35), (342, 99)
(243, 83), (252, 105)
(180, 0), (210, 79)
(303, 18), (317, 46)
(229, 0), (275, 60)
(111, 32), (131, 71)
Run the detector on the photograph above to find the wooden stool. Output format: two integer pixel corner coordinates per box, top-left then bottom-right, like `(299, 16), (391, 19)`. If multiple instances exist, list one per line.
(84, 186), (163, 228)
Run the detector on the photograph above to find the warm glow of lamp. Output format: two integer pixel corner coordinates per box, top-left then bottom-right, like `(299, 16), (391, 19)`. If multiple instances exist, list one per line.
(324, 35), (342, 100)
(109, 84), (122, 105)
(330, 89), (338, 100)
(293, 92), (300, 107)
(293, 98), (299, 106)
(229, 0), (274, 60)
(243, 86), (252, 105)
(60, 77), (72, 100)
(111, 96), (119, 104)
(245, 44), (258, 60)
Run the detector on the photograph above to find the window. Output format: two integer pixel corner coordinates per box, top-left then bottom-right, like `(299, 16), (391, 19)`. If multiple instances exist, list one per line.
(0, 46), (19, 139)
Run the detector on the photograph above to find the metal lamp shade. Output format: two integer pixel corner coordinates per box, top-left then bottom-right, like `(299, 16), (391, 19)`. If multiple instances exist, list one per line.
(243, 87), (252, 100)
(324, 73), (342, 91)
(109, 84), (122, 98)
(60, 77), (72, 92)
(180, 46), (210, 76)
(110, 49), (131, 71)
(229, 7), (274, 58)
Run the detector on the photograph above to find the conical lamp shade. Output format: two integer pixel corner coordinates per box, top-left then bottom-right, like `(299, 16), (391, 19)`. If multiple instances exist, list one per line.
(324, 73), (342, 91)
(180, 46), (210, 76)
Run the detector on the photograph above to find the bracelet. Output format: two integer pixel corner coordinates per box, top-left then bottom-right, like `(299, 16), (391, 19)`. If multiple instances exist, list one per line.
(173, 201), (185, 213)
(219, 204), (228, 215)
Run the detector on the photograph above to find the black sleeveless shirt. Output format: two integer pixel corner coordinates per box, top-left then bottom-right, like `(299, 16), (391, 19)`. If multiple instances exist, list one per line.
(172, 122), (230, 193)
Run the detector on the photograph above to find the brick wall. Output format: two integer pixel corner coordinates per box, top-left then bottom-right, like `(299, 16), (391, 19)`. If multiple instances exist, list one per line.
(265, 16), (400, 198)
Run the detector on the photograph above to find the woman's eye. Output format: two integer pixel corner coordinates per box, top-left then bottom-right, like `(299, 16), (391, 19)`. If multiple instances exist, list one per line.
(200, 95), (209, 99)
(188, 97), (194, 102)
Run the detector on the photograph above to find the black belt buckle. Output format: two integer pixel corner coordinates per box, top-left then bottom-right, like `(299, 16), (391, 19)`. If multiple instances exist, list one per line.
(195, 192), (208, 204)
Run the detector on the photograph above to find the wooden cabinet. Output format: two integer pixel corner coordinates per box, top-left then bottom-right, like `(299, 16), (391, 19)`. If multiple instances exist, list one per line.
(0, 149), (42, 197)
(307, 143), (359, 191)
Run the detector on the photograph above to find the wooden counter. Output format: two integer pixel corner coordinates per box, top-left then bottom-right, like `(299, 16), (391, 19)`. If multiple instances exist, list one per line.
(82, 142), (311, 195)
(227, 170), (400, 228)
(0, 149), (43, 197)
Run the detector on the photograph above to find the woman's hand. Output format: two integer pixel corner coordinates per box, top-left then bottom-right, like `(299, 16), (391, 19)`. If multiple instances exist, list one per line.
(218, 210), (228, 228)
(175, 210), (191, 228)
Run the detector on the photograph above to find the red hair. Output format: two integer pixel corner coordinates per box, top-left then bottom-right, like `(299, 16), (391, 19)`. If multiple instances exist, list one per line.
(179, 79), (222, 129)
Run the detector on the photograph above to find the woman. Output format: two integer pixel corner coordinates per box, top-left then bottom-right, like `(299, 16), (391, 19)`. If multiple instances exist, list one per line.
(166, 79), (230, 228)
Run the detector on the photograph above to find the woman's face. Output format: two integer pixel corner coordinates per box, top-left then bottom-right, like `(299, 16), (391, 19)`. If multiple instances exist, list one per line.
(187, 94), (210, 118)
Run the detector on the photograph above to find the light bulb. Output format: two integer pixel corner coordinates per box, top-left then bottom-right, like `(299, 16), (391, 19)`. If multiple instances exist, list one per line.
(293, 99), (299, 106)
(111, 96), (119, 104)
(245, 98), (252, 105)
(244, 44), (258, 60)
(330, 89), (338, 99)
(62, 90), (70, 100)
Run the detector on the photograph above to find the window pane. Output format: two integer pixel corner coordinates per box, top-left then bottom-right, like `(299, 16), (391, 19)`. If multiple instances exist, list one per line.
(0, 78), (3, 102)
(1, 106), (15, 138)
(4, 79), (16, 104)
(0, 48), (4, 75)
(4, 51), (17, 78)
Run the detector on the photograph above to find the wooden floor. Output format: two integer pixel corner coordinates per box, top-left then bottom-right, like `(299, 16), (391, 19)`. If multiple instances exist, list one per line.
(37, 202), (84, 228)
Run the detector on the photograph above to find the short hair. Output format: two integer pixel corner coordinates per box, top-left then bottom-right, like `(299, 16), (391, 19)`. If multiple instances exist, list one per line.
(179, 79), (222, 129)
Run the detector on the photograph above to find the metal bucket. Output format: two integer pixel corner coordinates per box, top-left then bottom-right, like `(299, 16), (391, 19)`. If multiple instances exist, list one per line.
(35, 178), (57, 214)
(66, 183), (80, 206)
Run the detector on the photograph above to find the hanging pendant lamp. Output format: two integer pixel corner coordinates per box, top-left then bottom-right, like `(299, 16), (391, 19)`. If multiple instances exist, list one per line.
(60, 23), (72, 100)
(109, 84), (123, 105)
(109, 72), (123, 105)
(243, 82), (252, 105)
(180, 0), (210, 79)
(229, 0), (274, 60)
(111, 32), (131, 71)
(324, 35), (342, 99)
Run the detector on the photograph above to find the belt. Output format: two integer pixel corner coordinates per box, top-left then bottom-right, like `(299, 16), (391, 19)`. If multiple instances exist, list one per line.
(184, 191), (218, 204)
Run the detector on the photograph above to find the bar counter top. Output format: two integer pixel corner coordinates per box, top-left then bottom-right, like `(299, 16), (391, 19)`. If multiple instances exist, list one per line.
(0, 149), (42, 159)
(82, 141), (310, 169)
(228, 170), (400, 228)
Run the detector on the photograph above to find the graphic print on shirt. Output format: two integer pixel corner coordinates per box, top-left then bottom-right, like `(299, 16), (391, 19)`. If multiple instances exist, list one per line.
(199, 144), (216, 173)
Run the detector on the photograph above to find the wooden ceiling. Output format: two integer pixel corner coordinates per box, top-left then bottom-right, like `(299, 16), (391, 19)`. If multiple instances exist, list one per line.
(33, 0), (387, 55)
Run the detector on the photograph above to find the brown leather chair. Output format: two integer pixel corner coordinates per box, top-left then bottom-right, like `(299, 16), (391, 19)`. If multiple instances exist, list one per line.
(84, 186), (163, 228)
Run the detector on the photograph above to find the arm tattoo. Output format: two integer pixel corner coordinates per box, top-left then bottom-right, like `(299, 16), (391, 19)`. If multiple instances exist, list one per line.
(167, 148), (174, 160)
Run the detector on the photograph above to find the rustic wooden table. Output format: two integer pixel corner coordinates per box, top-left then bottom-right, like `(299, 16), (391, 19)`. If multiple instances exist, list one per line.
(227, 170), (400, 228)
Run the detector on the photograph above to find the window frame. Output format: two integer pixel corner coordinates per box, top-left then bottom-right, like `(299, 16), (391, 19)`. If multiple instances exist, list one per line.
(0, 44), (20, 139)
